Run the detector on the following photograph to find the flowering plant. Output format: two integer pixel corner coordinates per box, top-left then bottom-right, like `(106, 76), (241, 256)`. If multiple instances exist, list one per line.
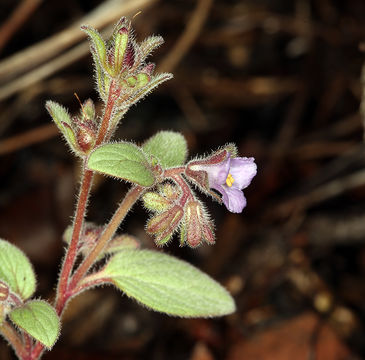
(0, 18), (256, 360)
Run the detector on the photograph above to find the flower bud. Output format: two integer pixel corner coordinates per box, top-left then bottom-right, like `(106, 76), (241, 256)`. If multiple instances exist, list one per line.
(146, 204), (183, 246)
(142, 191), (170, 212)
(161, 183), (181, 201)
(81, 99), (95, 121)
(181, 201), (215, 247)
(76, 123), (96, 153)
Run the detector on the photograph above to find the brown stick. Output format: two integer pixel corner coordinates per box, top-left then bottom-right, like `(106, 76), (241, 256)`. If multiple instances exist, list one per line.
(0, 124), (58, 156)
(0, 0), (42, 53)
(158, 0), (213, 72)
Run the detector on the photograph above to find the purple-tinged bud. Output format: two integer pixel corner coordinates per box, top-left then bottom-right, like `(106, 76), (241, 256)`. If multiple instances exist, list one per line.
(146, 204), (183, 235)
(118, 26), (128, 35)
(0, 281), (9, 302)
(76, 123), (96, 153)
(202, 220), (215, 245)
(123, 43), (135, 68)
(181, 201), (215, 247)
(140, 63), (155, 76)
(154, 207), (184, 246)
(183, 201), (202, 247)
(115, 16), (129, 30)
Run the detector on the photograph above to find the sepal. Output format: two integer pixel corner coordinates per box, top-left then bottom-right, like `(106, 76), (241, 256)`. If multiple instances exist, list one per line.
(184, 144), (238, 202)
(180, 201), (215, 247)
(146, 204), (183, 246)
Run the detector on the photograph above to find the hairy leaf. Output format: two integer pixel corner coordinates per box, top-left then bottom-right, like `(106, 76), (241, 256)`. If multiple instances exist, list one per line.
(0, 239), (36, 300)
(87, 142), (155, 186)
(104, 249), (235, 317)
(9, 300), (60, 349)
(143, 131), (188, 168)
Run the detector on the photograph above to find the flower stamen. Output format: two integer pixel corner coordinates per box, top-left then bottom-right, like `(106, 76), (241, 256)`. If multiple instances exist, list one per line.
(225, 173), (235, 187)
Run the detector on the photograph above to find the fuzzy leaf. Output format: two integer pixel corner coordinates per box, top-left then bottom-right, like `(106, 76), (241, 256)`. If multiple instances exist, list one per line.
(87, 142), (155, 186)
(118, 73), (173, 111)
(45, 101), (77, 151)
(0, 239), (36, 300)
(81, 25), (106, 66)
(139, 36), (164, 60)
(45, 100), (71, 127)
(9, 300), (60, 349)
(143, 131), (188, 168)
(104, 249), (235, 317)
(103, 234), (140, 255)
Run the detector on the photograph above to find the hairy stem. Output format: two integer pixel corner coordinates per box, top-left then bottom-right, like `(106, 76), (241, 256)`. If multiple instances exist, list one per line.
(28, 81), (120, 360)
(0, 322), (27, 360)
(55, 80), (118, 314)
(69, 185), (144, 289)
(55, 165), (93, 314)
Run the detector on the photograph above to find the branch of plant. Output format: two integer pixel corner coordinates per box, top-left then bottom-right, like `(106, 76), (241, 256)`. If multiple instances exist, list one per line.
(29, 186), (144, 360)
(69, 185), (144, 290)
(0, 321), (27, 360)
(55, 80), (119, 315)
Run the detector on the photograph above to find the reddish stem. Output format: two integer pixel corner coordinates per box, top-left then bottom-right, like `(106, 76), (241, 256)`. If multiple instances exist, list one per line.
(55, 80), (118, 313)
(69, 186), (143, 290)
(54, 166), (93, 314)
(29, 81), (120, 360)
(0, 322), (27, 360)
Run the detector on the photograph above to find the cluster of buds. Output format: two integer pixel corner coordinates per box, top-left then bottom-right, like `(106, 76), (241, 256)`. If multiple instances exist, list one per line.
(82, 17), (172, 131)
(143, 143), (257, 247)
(47, 17), (172, 158)
(143, 182), (214, 248)
(46, 98), (97, 156)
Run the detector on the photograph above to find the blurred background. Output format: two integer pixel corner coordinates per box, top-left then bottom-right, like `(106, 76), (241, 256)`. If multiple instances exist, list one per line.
(1, 0), (365, 359)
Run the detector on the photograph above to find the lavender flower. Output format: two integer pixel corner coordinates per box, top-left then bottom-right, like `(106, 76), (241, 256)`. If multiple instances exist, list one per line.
(186, 149), (257, 213)
(206, 155), (256, 213)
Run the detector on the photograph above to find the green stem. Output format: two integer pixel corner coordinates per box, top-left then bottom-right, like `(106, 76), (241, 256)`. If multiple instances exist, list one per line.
(69, 186), (144, 289)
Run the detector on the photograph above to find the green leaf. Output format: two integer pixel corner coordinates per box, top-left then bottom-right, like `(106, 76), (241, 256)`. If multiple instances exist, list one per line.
(9, 300), (60, 349)
(139, 35), (164, 59)
(87, 142), (155, 186)
(0, 239), (36, 300)
(45, 101), (77, 151)
(143, 131), (188, 168)
(103, 234), (140, 256)
(81, 25), (106, 67)
(118, 73), (173, 111)
(45, 100), (72, 126)
(104, 249), (235, 317)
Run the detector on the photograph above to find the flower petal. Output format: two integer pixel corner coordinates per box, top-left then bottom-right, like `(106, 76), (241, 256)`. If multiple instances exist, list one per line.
(204, 156), (231, 188)
(216, 185), (247, 213)
(230, 157), (257, 190)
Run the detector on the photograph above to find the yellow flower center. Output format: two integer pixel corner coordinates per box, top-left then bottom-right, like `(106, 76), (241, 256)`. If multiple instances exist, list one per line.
(225, 173), (235, 187)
